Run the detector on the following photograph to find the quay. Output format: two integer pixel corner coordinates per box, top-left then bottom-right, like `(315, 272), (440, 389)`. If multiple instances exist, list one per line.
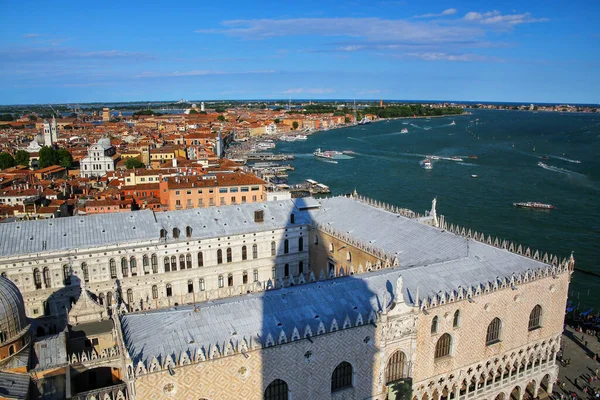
(246, 152), (295, 161)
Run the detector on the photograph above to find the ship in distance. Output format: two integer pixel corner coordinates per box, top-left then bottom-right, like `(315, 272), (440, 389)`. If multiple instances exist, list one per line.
(513, 201), (554, 209)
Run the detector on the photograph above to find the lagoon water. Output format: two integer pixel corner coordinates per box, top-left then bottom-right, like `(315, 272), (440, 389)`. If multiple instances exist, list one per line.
(274, 109), (600, 309)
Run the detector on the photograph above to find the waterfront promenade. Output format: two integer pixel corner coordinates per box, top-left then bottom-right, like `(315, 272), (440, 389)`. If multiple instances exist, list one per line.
(555, 326), (600, 399)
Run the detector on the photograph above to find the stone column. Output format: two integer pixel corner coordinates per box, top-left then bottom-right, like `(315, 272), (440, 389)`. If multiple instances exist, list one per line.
(532, 382), (539, 398)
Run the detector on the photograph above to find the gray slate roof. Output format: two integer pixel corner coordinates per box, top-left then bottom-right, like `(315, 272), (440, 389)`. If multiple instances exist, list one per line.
(121, 196), (550, 365)
(0, 371), (30, 400)
(31, 332), (68, 370)
(0, 199), (313, 258)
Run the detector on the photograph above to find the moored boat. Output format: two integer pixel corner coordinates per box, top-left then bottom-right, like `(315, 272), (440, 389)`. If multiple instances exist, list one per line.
(513, 202), (554, 210)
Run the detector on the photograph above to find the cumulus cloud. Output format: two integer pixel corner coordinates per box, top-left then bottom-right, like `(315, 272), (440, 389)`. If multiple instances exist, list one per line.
(414, 8), (458, 18)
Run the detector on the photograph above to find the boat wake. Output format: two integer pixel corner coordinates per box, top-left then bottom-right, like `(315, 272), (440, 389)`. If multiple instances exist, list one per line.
(548, 155), (581, 164)
(409, 123), (423, 129)
(538, 162), (584, 177)
(347, 136), (367, 142)
(457, 162), (478, 166)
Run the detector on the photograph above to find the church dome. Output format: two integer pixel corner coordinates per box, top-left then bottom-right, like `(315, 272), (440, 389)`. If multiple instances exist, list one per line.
(0, 276), (28, 345)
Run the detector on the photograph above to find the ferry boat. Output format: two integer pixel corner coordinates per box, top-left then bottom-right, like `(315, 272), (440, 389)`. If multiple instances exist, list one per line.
(513, 202), (554, 210)
(400, 128), (408, 134)
(420, 159), (433, 170)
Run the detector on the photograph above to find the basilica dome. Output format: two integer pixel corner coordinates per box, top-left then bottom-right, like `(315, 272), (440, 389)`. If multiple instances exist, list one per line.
(0, 276), (28, 345)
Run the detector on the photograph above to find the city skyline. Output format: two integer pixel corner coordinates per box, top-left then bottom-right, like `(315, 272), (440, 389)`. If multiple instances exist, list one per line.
(1, 0), (599, 104)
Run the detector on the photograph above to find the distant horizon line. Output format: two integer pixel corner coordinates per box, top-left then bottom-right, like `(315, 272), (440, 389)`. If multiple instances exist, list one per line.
(1, 98), (598, 107)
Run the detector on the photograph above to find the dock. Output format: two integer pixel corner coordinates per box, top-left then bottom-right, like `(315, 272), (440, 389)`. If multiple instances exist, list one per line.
(246, 153), (295, 161)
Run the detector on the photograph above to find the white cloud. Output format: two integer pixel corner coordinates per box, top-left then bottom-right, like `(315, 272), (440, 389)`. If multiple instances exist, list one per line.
(414, 8), (458, 18)
(464, 10), (549, 25)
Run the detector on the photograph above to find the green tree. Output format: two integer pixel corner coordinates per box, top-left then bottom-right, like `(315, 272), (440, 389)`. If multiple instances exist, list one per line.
(57, 149), (73, 168)
(14, 150), (30, 166)
(189, 109), (198, 114)
(344, 116), (351, 124)
(217, 115), (226, 122)
(0, 114), (14, 122)
(292, 121), (299, 130)
(0, 153), (15, 170)
(274, 118), (280, 124)
(125, 158), (145, 169)
(28, 115), (38, 121)
(38, 146), (59, 168)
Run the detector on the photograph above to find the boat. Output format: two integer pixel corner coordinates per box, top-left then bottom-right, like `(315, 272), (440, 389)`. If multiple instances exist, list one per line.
(471, 174), (478, 178)
(420, 159), (433, 170)
(468, 155), (478, 159)
(400, 128), (408, 134)
(295, 135), (308, 140)
(513, 202), (554, 210)
(540, 156), (549, 160)
(358, 117), (371, 125)
(538, 161), (547, 168)
(450, 121), (456, 126)
(428, 155), (440, 160)
(450, 156), (464, 162)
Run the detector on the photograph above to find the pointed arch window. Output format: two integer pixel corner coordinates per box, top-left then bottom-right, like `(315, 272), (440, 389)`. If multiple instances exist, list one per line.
(164, 256), (170, 272)
(33, 268), (42, 289)
(151, 254), (158, 273)
(179, 254), (186, 270)
(435, 333), (452, 359)
(217, 249), (223, 264)
(528, 305), (542, 330)
(284, 239), (289, 254)
(63, 264), (71, 285)
(187, 279), (194, 293)
(298, 237), (304, 252)
(242, 245), (248, 261)
(170, 255), (177, 271)
(271, 241), (276, 256)
(110, 259), (117, 278)
(331, 361), (353, 392)
(186, 253), (192, 269)
(143, 255), (149, 274)
(226, 247), (232, 263)
(453, 310), (460, 328)
(130, 257), (137, 276)
(431, 316), (439, 334)
(43, 267), (51, 288)
(253, 244), (258, 259)
(198, 251), (204, 267)
(81, 263), (89, 283)
(486, 318), (502, 345)
(386, 350), (407, 384)
(121, 257), (128, 277)
(152, 285), (158, 299)
(264, 379), (289, 400)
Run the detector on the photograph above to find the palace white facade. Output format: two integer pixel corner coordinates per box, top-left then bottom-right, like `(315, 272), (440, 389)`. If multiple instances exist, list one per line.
(0, 195), (571, 400)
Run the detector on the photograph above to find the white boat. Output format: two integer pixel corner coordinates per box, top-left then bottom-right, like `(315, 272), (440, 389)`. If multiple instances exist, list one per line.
(450, 121), (456, 126)
(420, 159), (433, 170)
(295, 135), (308, 140)
(450, 156), (464, 162)
(358, 117), (371, 125)
(400, 128), (408, 134)
(471, 174), (478, 178)
(429, 155), (440, 160)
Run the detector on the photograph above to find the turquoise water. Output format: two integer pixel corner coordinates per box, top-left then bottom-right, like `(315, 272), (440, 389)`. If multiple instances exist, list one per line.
(274, 109), (600, 309)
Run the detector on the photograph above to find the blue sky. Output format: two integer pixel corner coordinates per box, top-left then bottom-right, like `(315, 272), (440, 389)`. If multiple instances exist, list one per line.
(1, 0), (599, 104)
